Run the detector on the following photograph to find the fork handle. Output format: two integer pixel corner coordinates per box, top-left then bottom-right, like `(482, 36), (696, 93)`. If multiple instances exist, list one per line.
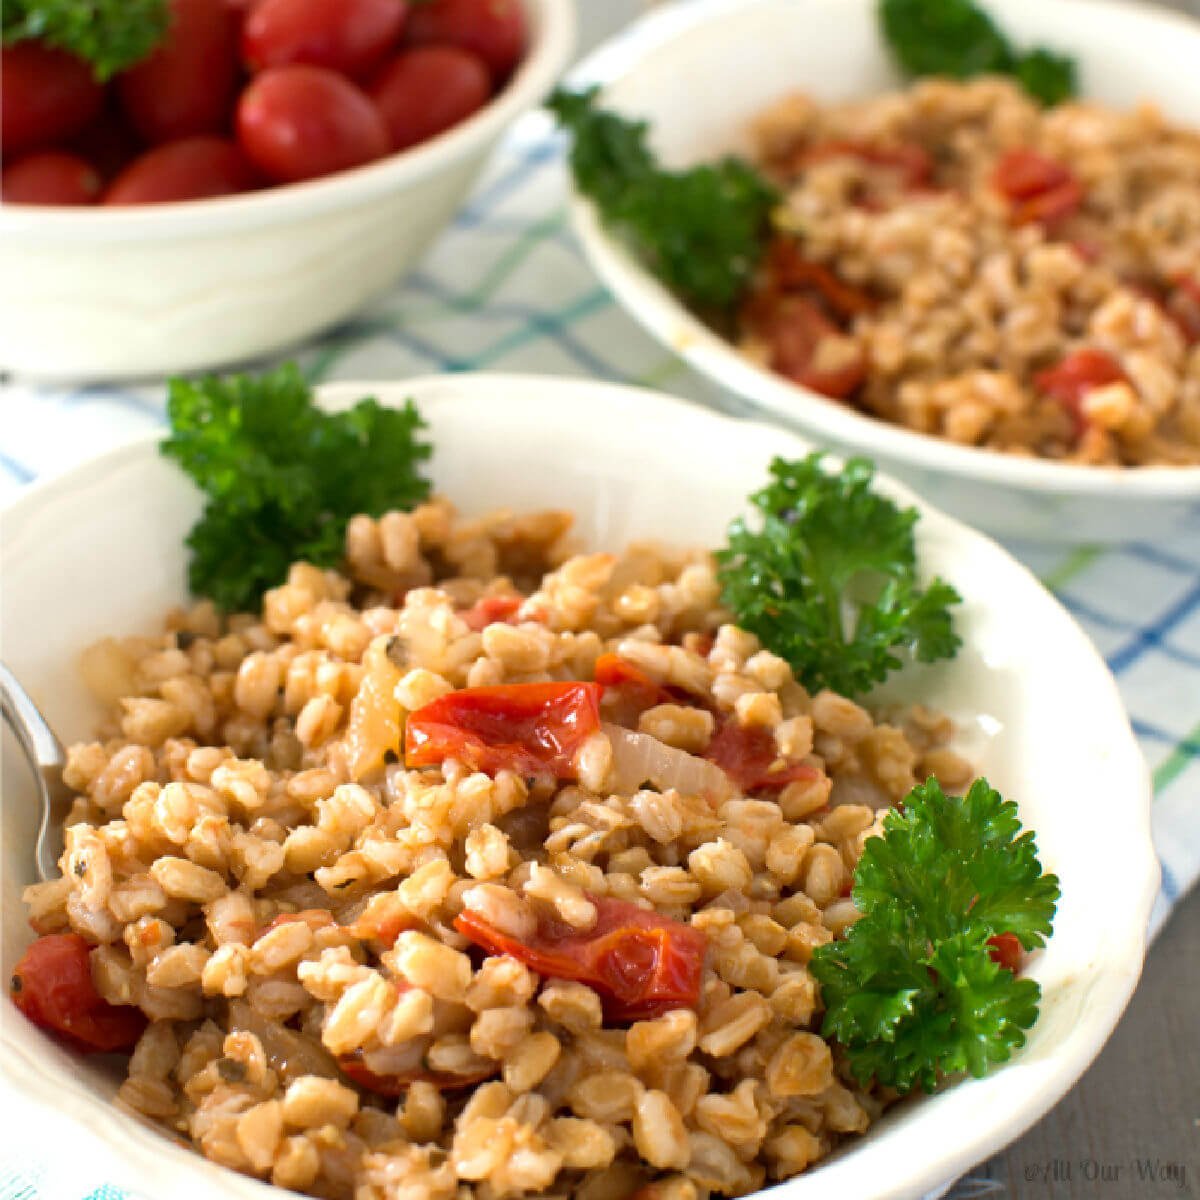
(1, 661), (73, 882)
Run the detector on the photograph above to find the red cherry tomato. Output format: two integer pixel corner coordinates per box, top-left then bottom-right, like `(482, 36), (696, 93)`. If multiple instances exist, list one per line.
(1, 43), (104, 156)
(704, 719), (819, 793)
(455, 895), (707, 1022)
(236, 65), (389, 182)
(243, 0), (408, 76)
(404, 681), (603, 779)
(404, 0), (526, 82)
(2, 152), (102, 205)
(118, 0), (238, 144)
(104, 137), (257, 205)
(370, 46), (491, 151)
(9, 933), (146, 1054)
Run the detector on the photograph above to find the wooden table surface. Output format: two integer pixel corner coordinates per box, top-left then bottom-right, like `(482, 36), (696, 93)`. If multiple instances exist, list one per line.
(573, 4), (1200, 1196)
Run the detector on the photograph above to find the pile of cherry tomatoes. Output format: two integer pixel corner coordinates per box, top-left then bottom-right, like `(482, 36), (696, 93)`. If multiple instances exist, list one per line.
(1, 0), (526, 205)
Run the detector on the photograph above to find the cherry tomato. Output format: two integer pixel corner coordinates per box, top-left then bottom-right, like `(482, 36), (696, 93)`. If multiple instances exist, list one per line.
(10, 933), (146, 1054)
(404, 0), (526, 82)
(243, 0), (408, 76)
(236, 65), (389, 182)
(986, 932), (1023, 973)
(370, 46), (491, 151)
(704, 719), (819, 792)
(1034, 347), (1127, 437)
(455, 895), (707, 1021)
(104, 137), (257, 205)
(1, 43), (104, 156)
(119, 0), (238, 144)
(405, 681), (602, 779)
(2, 152), (102, 205)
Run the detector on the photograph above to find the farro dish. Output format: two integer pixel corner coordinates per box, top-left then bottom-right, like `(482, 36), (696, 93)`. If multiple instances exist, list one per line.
(741, 76), (1200, 467)
(15, 493), (973, 1197)
(0, 376), (1156, 1200)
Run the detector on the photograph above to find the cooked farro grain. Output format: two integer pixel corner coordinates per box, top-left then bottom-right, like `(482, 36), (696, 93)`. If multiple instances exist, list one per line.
(743, 77), (1200, 465)
(17, 498), (972, 1199)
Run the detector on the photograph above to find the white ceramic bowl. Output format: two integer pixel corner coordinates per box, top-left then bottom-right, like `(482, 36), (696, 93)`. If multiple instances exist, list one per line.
(0, 0), (574, 382)
(0, 375), (1156, 1200)
(564, 0), (1200, 545)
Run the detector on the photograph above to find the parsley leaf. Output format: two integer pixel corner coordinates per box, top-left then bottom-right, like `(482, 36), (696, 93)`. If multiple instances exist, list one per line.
(716, 454), (960, 698)
(161, 364), (432, 614)
(548, 87), (778, 313)
(878, 0), (1077, 106)
(2, 0), (169, 80)
(811, 778), (1060, 1094)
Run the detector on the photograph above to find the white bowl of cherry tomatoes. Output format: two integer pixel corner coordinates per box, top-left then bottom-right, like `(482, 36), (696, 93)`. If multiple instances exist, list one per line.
(0, 0), (575, 380)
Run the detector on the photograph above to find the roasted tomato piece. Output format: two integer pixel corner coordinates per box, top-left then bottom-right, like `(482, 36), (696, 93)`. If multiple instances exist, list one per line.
(1034, 347), (1127, 436)
(704, 720), (818, 793)
(454, 895), (706, 1020)
(804, 139), (933, 188)
(338, 1055), (496, 1094)
(594, 652), (673, 712)
(992, 148), (1082, 227)
(765, 239), (874, 320)
(10, 933), (146, 1054)
(986, 932), (1023, 974)
(459, 593), (524, 632)
(762, 296), (867, 400)
(405, 681), (602, 778)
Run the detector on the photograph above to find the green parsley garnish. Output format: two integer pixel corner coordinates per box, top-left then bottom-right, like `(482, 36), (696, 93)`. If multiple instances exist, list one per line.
(716, 454), (961, 699)
(2, 0), (169, 81)
(811, 777), (1060, 1093)
(548, 86), (778, 313)
(161, 364), (432, 614)
(879, 0), (1076, 106)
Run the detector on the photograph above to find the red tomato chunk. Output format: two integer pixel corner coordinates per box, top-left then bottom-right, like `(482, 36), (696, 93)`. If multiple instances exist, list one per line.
(10, 933), (146, 1054)
(594, 652), (674, 712)
(338, 1055), (495, 1095)
(455, 895), (707, 1021)
(405, 681), (602, 779)
(986, 932), (1023, 974)
(804, 139), (933, 189)
(1167, 275), (1200, 346)
(992, 148), (1083, 227)
(704, 720), (818, 792)
(1035, 347), (1127, 436)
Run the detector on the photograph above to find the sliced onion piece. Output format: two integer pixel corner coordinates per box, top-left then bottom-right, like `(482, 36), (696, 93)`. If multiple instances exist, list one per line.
(603, 722), (733, 801)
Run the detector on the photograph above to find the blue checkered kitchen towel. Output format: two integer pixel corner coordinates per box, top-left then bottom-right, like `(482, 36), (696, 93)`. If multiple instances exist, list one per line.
(1, 108), (1197, 1200)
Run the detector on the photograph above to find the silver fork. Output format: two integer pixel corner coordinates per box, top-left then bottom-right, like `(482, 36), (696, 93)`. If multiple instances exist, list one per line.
(1, 662), (73, 882)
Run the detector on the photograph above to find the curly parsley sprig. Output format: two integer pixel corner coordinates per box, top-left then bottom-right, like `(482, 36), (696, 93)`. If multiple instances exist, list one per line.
(161, 364), (432, 614)
(812, 777), (1060, 1094)
(2, 0), (169, 80)
(548, 87), (778, 313)
(879, 0), (1076, 106)
(716, 454), (961, 699)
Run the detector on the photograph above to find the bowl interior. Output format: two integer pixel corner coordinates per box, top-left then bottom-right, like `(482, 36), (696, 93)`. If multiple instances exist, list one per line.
(564, 0), (1200, 527)
(0, 375), (1156, 1200)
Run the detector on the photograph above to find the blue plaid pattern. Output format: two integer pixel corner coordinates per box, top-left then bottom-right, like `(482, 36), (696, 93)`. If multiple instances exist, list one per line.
(1, 110), (1196, 1200)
